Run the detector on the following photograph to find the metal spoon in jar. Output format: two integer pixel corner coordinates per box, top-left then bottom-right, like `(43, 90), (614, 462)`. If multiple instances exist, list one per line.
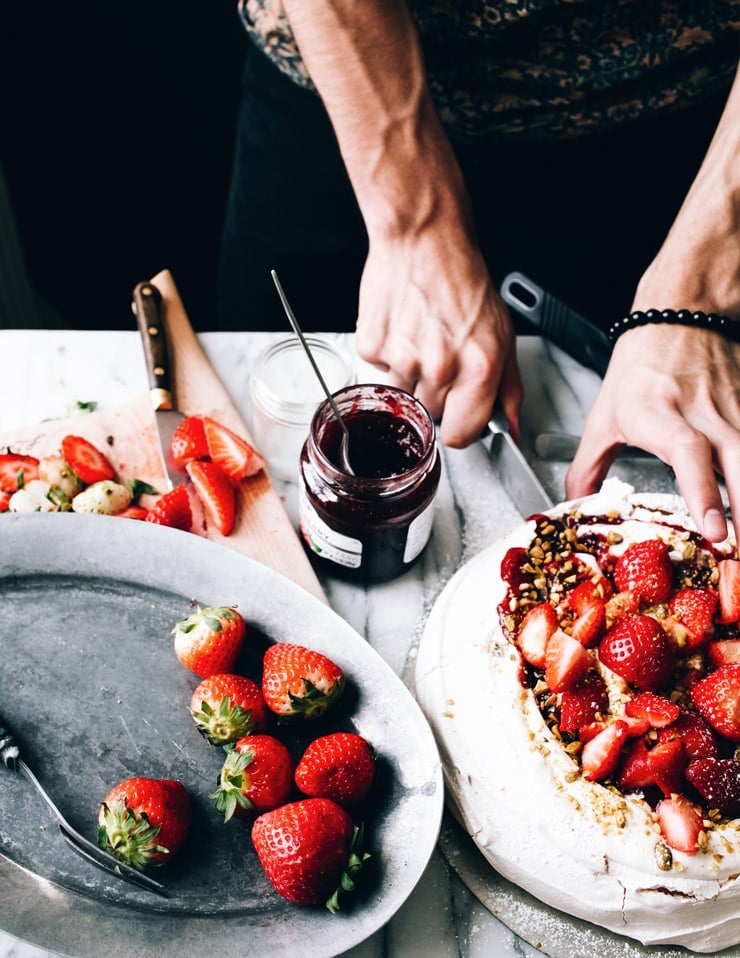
(270, 269), (354, 474)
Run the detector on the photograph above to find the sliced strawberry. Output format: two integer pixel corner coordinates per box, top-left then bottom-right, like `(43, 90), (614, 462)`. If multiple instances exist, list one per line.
(707, 639), (740, 668)
(617, 736), (686, 797)
(0, 452), (40, 492)
(186, 459), (236, 536)
(685, 758), (740, 817)
(690, 663), (740, 741)
(115, 504), (149, 520)
(620, 714), (652, 737)
(570, 598), (606, 647)
(598, 615), (674, 691)
(559, 673), (608, 734)
(613, 539), (674, 605)
(61, 435), (116, 485)
(544, 628), (592, 693)
(657, 708), (718, 762)
(668, 587), (718, 651)
(0, 491), (10, 512)
(656, 795), (704, 854)
(567, 577), (613, 614)
(145, 483), (192, 531)
(581, 719), (629, 782)
(578, 720), (608, 744)
(625, 691), (680, 729)
(516, 602), (558, 669)
(170, 415), (209, 465)
(202, 416), (265, 480)
(717, 559), (740, 625)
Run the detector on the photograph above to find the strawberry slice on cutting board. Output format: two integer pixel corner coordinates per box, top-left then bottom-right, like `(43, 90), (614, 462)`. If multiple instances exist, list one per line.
(61, 434), (116, 485)
(203, 416), (265, 480)
(186, 459), (236, 536)
(0, 452), (40, 492)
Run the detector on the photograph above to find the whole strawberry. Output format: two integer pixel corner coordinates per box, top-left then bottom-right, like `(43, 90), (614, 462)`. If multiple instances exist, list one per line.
(612, 539), (674, 605)
(173, 605), (246, 677)
(262, 643), (344, 719)
(295, 732), (375, 806)
(98, 777), (191, 867)
(690, 663), (740, 741)
(211, 735), (294, 821)
(598, 614), (674, 691)
(252, 797), (369, 911)
(686, 758), (740, 817)
(190, 673), (268, 746)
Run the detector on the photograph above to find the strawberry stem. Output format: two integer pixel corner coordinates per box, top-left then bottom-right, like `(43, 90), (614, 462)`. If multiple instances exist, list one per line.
(98, 800), (168, 868)
(326, 823), (370, 914)
(210, 746), (255, 822)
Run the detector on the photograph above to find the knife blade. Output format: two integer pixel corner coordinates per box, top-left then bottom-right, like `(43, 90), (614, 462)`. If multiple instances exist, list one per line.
(483, 408), (554, 517)
(500, 271), (612, 377)
(131, 281), (189, 489)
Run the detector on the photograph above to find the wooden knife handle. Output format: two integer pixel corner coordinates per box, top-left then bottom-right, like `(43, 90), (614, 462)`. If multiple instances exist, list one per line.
(131, 281), (174, 410)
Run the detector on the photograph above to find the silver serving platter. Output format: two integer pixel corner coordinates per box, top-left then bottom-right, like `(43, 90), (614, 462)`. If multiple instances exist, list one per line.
(0, 513), (443, 958)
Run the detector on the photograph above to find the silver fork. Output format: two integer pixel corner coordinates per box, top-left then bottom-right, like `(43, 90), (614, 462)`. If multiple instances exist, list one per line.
(0, 715), (168, 898)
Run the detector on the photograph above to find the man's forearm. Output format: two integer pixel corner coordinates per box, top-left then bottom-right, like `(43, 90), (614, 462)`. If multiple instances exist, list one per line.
(635, 63), (740, 316)
(281, 1), (469, 241)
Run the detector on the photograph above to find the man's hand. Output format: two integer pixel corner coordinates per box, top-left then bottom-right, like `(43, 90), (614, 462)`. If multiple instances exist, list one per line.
(566, 324), (740, 542)
(355, 229), (522, 448)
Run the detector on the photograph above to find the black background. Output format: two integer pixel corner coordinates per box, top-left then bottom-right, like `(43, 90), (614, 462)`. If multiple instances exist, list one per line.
(2, 2), (246, 330)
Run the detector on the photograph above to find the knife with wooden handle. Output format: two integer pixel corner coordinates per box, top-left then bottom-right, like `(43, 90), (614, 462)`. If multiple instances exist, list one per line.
(131, 281), (188, 489)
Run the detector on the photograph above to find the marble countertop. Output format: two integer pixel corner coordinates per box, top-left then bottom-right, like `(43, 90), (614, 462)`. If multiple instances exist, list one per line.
(0, 329), (677, 958)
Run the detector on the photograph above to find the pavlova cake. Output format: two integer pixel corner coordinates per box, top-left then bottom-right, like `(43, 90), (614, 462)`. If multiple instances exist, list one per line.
(415, 479), (740, 953)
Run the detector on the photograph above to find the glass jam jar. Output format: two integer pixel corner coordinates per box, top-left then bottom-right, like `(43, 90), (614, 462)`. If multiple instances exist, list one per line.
(298, 384), (441, 582)
(249, 336), (355, 481)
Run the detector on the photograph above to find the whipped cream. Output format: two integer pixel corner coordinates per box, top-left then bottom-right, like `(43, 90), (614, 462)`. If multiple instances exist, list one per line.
(415, 479), (740, 953)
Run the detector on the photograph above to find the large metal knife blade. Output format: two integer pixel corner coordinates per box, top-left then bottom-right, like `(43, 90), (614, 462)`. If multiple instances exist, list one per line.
(483, 408), (554, 517)
(501, 271), (612, 377)
(131, 281), (188, 489)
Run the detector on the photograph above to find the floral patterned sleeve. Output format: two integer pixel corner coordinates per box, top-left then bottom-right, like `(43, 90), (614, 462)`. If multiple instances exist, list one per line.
(239, 0), (740, 139)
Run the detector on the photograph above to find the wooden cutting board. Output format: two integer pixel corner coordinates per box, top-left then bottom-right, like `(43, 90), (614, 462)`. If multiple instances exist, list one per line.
(1, 269), (327, 603)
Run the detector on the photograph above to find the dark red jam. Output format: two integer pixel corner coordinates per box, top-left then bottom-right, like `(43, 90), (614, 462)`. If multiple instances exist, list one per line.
(299, 385), (440, 583)
(320, 410), (424, 478)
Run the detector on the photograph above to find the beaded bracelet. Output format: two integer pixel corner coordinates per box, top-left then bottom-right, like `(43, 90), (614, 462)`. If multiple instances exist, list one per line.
(607, 309), (740, 346)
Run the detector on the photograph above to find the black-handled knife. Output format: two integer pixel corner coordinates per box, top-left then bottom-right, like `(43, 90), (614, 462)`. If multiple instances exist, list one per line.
(131, 281), (188, 490)
(500, 271), (612, 377)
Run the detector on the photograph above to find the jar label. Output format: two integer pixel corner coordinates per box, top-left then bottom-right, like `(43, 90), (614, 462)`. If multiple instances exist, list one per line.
(298, 484), (363, 569)
(403, 497), (436, 564)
